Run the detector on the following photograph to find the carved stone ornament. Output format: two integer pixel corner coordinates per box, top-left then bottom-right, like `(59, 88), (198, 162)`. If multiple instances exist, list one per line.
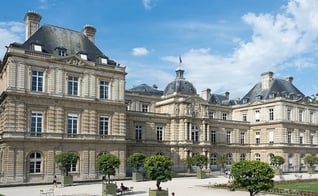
(65, 57), (85, 66)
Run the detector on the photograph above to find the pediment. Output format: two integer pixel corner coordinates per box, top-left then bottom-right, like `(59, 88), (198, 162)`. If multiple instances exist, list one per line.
(53, 55), (88, 66)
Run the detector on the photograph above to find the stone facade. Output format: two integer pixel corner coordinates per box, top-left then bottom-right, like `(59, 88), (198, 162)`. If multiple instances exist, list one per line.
(0, 12), (317, 185)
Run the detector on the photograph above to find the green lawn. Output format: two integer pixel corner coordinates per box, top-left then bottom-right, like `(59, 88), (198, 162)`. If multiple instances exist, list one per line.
(275, 181), (318, 193)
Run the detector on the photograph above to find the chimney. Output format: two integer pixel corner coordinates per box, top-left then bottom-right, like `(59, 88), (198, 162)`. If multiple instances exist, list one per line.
(201, 88), (211, 101)
(224, 91), (230, 99)
(285, 76), (293, 83)
(261, 71), (273, 89)
(82, 25), (96, 43)
(24, 11), (42, 41)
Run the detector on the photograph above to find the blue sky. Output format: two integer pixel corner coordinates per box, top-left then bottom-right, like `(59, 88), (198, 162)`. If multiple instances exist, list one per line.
(1, 0), (318, 98)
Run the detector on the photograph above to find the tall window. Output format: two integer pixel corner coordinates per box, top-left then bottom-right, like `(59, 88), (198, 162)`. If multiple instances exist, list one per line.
(300, 154), (305, 167)
(287, 108), (292, 121)
(255, 132), (260, 144)
(298, 110), (303, 122)
(310, 111), (314, 123)
(68, 76), (78, 96)
(226, 130), (231, 144)
(142, 104), (149, 112)
(31, 111), (43, 136)
(31, 71), (43, 92)
(288, 154), (293, 167)
(310, 133), (315, 144)
(135, 125), (142, 141)
(191, 125), (199, 142)
(226, 153), (232, 165)
(287, 130), (292, 144)
(269, 131), (274, 144)
(99, 116), (109, 136)
(269, 108), (274, 120)
(156, 126), (163, 141)
(255, 110), (260, 122)
(242, 113), (247, 121)
(67, 113), (78, 135)
(211, 130), (216, 144)
(210, 153), (217, 166)
(255, 153), (261, 161)
(240, 153), (246, 161)
(29, 152), (41, 173)
(68, 160), (77, 173)
(299, 131), (304, 144)
(222, 113), (227, 120)
(99, 80), (109, 99)
(240, 132), (245, 144)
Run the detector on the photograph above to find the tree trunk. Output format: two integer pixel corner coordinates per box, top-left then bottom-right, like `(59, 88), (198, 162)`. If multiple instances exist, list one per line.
(156, 180), (161, 190)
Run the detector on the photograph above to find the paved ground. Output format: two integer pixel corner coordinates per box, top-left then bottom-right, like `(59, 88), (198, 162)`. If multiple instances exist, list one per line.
(0, 172), (317, 196)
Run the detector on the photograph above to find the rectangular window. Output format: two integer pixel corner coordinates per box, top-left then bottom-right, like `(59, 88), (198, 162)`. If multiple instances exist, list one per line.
(269, 131), (274, 144)
(240, 132), (245, 144)
(222, 113), (227, 120)
(191, 125), (199, 142)
(211, 130), (216, 144)
(269, 108), (274, 120)
(142, 104), (149, 112)
(68, 160), (77, 173)
(209, 111), (215, 119)
(67, 113), (78, 135)
(68, 76), (78, 96)
(242, 113), (247, 121)
(298, 110), (303, 122)
(80, 53), (87, 60)
(99, 80), (109, 99)
(226, 130), (231, 144)
(287, 130), (292, 144)
(255, 132), (260, 144)
(255, 110), (260, 122)
(101, 58), (108, 64)
(299, 131), (304, 144)
(31, 71), (43, 92)
(156, 126), (163, 141)
(29, 152), (41, 173)
(58, 49), (66, 56)
(31, 111), (43, 136)
(310, 133), (314, 144)
(34, 44), (42, 52)
(99, 116), (109, 136)
(310, 111), (314, 123)
(287, 108), (292, 121)
(135, 125), (142, 141)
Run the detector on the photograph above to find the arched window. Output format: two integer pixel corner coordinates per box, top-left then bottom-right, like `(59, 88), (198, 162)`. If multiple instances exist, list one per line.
(255, 153), (261, 161)
(29, 152), (42, 173)
(226, 153), (232, 165)
(210, 153), (217, 165)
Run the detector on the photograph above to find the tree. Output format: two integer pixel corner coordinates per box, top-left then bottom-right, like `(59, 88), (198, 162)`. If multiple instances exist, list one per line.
(181, 156), (193, 173)
(231, 160), (274, 196)
(304, 155), (318, 167)
(270, 155), (285, 169)
(311, 93), (318, 103)
(191, 154), (208, 171)
(97, 153), (120, 184)
(54, 152), (79, 176)
(144, 155), (173, 190)
(127, 152), (147, 172)
(216, 155), (229, 172)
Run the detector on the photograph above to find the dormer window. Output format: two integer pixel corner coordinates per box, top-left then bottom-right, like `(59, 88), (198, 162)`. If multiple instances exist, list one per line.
(56, 47), (67, 56)
(80, 53), (87, 60)
(33, 44), (42, 52)
(100, 57), (108, 64)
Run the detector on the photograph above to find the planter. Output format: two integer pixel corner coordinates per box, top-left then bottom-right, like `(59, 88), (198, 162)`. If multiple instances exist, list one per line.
(132, 172), (144, 182)
(149, 189), (168, 196)
(307, 166), (316, 174)
(102, 182), (117, 196)
(61, 175), (73, 187)
(196, 170), (206, 179)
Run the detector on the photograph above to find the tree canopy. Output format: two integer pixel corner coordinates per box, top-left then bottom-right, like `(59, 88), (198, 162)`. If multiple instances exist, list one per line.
(96, 153), (120, 183)
(270, 155), (285, 169)
(127, 152), (147, 172)
(191, 154), (208, 170)
(304, 155), (318, 167)
(54, 152), (79, 176)
(231, 160), (274, 196)
(144, 155), (173, 190)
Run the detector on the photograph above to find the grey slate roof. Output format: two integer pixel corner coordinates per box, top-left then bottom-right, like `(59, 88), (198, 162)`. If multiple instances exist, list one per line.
(18, 24), (117, 65)
(241, 78), (305, 103)
(127, 84), (163, 96)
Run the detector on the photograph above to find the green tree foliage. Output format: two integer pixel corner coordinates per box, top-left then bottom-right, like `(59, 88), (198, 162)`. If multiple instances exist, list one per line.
(191, 154), (208, 171)
(181, 155), (193, 173)
(97, 153), (120, 184)
(304, 155), (318, 167)
(231, 160), (274, 196)
(144, 155), (173, 190)
(54, 152), (79, 176)
(311, 93), (318, 103)
(270, 155), (285, 169)
(127, 152), (147, 172)
(216, 155), (229, 172)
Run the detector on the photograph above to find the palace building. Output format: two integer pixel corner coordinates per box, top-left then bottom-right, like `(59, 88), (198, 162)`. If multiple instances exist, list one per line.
(0, 12), (317, 184)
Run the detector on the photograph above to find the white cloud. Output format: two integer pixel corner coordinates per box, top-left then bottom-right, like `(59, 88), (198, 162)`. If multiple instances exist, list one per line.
(142, 0), (157, 10)
(0, 22), (24, 59)
(132, 47), (149, 56)
(160, 0), (318, 98)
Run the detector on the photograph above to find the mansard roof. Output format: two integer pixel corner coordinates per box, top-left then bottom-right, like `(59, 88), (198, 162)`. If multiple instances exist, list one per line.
(19, 24), (117, 65)
(127, 84), (163, 96)
(241, 78), (305, 103)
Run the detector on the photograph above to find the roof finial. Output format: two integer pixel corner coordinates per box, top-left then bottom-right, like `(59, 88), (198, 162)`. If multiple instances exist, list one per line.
(179, 56), (182, 64)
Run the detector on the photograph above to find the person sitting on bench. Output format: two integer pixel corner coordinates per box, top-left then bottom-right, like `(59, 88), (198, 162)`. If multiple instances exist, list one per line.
(120, 182), (128, 191)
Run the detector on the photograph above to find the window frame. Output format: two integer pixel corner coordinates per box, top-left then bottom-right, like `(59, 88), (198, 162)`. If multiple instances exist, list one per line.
(68, 75), (79, 96)
(31, 70), (44, 92)
(29, 152), (42, 173)
(30, 111), (43, 136)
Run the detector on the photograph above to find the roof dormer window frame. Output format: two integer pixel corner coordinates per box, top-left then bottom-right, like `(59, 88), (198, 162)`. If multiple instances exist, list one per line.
(55, 47), (67, 57)
(78, 53), (87, 60)
(32, 43), (42, 52)
(99, 57), (108, 64)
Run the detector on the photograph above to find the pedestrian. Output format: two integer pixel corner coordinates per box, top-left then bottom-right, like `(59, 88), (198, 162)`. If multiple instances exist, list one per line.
(171, 192), (175, 196)
(53, 175), (57, 187)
